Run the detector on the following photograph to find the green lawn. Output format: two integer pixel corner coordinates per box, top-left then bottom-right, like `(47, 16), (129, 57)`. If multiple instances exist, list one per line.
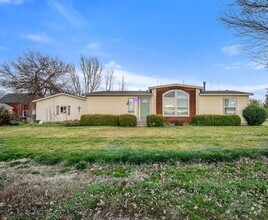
(0, 125), (268, 164)
(0, 125), (268, 219)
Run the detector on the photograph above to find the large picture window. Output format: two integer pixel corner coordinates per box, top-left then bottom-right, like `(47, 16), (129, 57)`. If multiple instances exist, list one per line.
(224, 98), (236, 115)
(163, 90), (189, 116)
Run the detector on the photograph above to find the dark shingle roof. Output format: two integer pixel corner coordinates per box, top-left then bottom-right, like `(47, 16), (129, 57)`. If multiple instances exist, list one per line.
(85, 91), (152, 96)
(0, 93), (34, 104)
(200, 90), (253, 95)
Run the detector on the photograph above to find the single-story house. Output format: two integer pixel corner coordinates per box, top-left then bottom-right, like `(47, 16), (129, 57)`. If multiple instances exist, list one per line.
(0, 103), (13, 113)
(33, 83), (253, 124)
(32, 93), (86, 122)
(0, 93), (35, 119)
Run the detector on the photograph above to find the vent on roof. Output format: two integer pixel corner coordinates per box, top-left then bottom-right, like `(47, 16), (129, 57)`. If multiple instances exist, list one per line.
(203, 81), (206, 91)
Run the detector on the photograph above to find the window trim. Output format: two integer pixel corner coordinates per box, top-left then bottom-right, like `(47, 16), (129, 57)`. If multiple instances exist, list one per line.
(162, 90), (190, 117)
(128, 98), (135, 113)
(223, 98), (237, 115)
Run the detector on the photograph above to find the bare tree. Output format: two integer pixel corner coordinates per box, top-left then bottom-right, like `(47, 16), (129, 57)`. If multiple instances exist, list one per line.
(67, 65), (82, 96)
(80, 55), (103, 93)
(104, 69), (114, 91)
(219, 0), (268, 68)
(118, 74), (126, 91)
(0, 49), (71, 98)
(264, 88), (268, 108)
(0, 90), (6, 99)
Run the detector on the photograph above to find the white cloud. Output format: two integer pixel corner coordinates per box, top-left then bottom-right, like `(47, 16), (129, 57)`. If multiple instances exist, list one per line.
(214, 61), (266, 71)
(103, 60), (202, 91)
(221, 45), (243, 56)
(86, 42), (101, 50)
(102, 60), (267, 100)
(22, 33), (54, 43)
(105, 60), (122, 69)
(49, 0), (89, 28)
(84, 43), (112, 57)
(0, 0), (25, 5)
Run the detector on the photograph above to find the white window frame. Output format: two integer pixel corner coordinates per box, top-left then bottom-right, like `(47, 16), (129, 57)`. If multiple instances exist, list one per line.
(163, 90), (189, 117)
(224, 98), (237, 115)
(128, 98), (135, 113)
(22, 110), (28, 117)
(60, 106), (67, 114)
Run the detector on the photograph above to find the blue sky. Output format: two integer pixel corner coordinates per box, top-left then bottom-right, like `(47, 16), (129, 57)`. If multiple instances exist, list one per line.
(0, 0), (267, 100)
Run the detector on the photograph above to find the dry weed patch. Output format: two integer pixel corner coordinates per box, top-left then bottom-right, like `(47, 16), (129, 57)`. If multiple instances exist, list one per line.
(0, 158), (267, 219)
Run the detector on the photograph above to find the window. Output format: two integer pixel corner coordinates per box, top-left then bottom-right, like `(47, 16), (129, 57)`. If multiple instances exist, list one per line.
(224, 98), (236, 115)
(163, 90), (189, 116)
(60, 106), (67, 114)
(22, 110), (28, 117)
(128, 98), (135, 112)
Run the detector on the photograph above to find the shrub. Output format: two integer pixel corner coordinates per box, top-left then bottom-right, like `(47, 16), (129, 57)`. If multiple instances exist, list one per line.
(80, 114), (119, 126)
(0, 107), (11, 126)
(64, 120), (80, 126)
(119, 114), (137, 127)
(242, 106), (267, 126)
(170, 120), (184, 126)
(147, 114), (164, 127)
(191, 115), (241, 126)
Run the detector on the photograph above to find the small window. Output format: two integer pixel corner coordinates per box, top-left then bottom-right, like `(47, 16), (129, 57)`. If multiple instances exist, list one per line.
(224, 98), (236, 115)
(60, 106), (67, 114)
(22, 110), (28, 117)
(128, 98), (135, 112)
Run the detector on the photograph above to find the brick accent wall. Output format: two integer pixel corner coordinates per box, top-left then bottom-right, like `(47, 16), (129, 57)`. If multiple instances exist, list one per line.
(156, 86), (197, 123)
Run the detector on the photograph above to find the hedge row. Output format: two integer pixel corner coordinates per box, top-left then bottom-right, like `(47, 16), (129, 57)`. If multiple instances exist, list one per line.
(80, 114), (137, 127)
(146, 114), (164, 127)
(190, 115), (241, 126)
(119, 114), (137, 127)
(78, 114), (246, 127)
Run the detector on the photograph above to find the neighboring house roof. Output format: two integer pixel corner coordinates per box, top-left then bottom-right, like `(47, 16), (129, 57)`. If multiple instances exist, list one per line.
(85, 91), (152, 96)
(32, 93), (86, 102)
(0, 103), (13, 111)
(200, 90), (253, 96)
(148, 83), (203, 90)
(0, 93), (34, 104)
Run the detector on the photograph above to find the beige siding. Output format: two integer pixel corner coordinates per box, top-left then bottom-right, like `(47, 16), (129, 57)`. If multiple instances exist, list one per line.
(199, 95), (250, 123)
(86, 96), (139, 117)
(151, 89), (157, 114)
(35, 96), (86, 122)
(195, 89), (201, 115)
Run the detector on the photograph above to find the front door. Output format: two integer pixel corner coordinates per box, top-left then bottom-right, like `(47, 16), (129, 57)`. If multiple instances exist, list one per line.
(140, 98), (150, 121)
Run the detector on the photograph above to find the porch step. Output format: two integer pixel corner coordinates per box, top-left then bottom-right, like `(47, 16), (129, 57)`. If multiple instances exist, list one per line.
(137, 121), (147, 127)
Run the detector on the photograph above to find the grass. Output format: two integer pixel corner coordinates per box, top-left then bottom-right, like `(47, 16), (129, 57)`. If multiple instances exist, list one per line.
(0, 125), (268, 219)
(64, 159), (268, 219)
(0, 125), (268, 165)
(0, 158), (267, 219)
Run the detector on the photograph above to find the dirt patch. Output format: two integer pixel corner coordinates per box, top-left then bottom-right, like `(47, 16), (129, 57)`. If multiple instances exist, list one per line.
(0, 159), (96, 218)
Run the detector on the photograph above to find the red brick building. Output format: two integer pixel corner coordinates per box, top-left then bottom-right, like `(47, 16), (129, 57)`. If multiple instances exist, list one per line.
(0, 93), (36, 120)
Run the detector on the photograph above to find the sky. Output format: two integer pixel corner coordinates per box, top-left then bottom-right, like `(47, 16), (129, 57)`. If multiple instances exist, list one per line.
(0, 0), (267, 100)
